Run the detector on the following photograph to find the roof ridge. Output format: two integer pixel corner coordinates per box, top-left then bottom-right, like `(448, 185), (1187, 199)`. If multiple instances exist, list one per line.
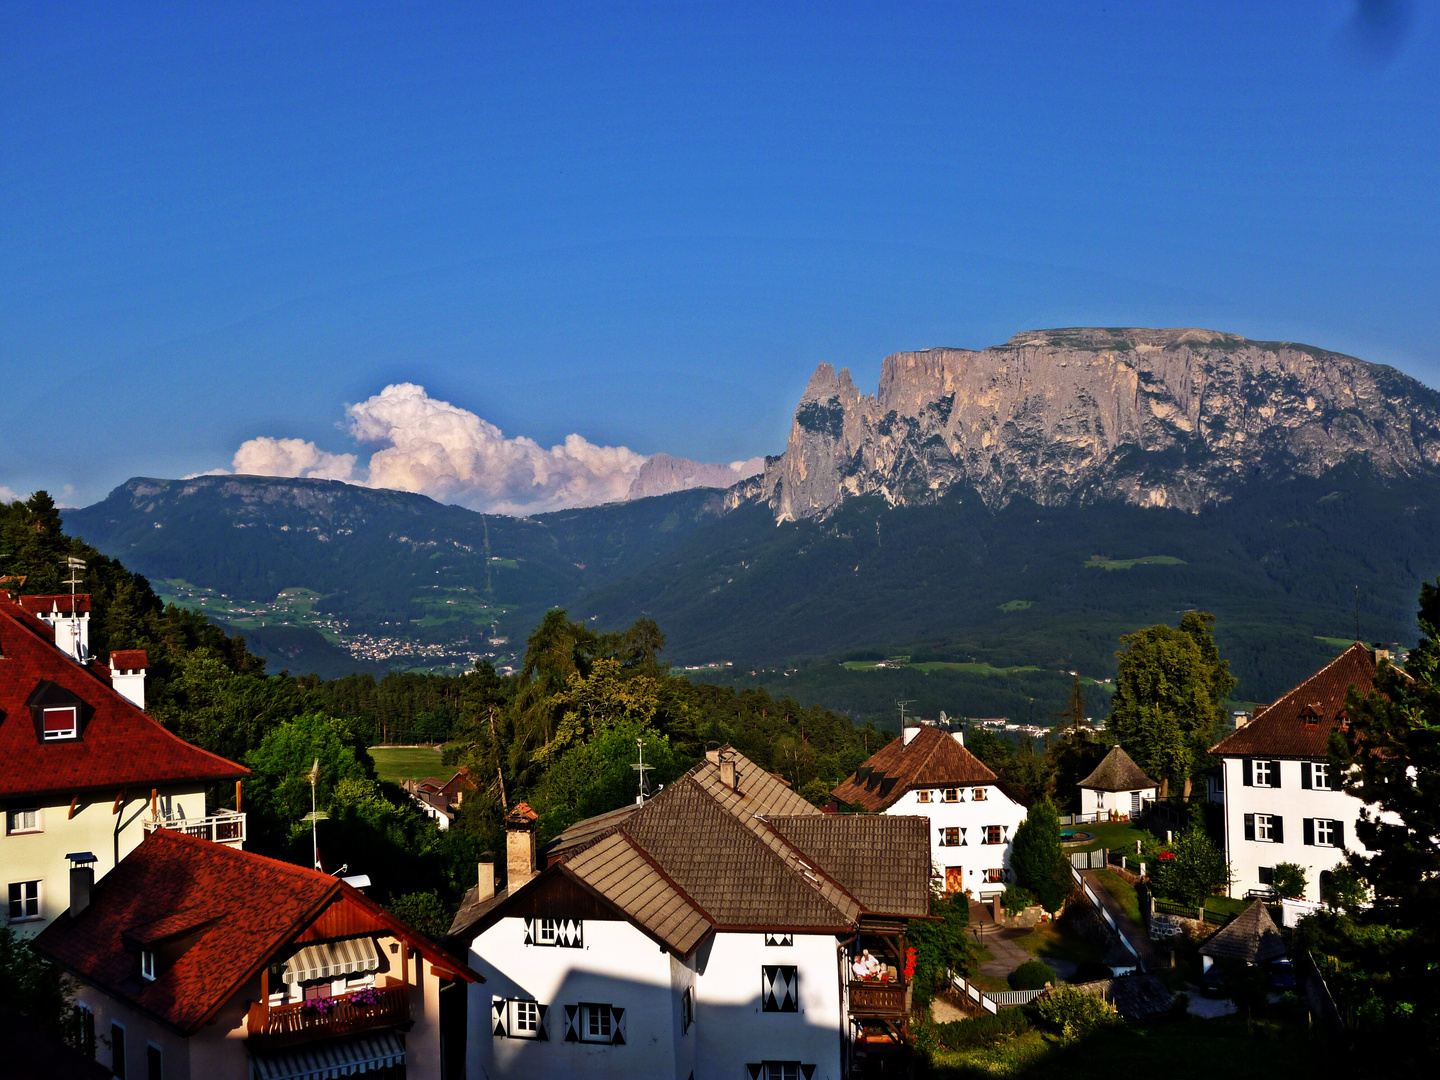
(1250, 642), (1369, 723)
(610, 829), (717, 926)
(754, 815), (867, 915)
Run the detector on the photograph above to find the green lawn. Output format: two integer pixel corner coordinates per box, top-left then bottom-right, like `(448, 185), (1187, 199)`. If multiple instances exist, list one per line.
(1010, 921), (1104, 969)
(1062, 819), (1151, 857)
(1091, 869), (1141, 925)
(370, 746), (446, 784)
(1203, 895), (1253, 922)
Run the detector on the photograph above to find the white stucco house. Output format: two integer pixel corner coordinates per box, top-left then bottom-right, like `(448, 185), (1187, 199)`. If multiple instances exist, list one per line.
(831, 724), (1028, 899)
(1211, 643), (1389, 903)
(1077, 745), (1157, 820)
(446, 748), (933, 1080)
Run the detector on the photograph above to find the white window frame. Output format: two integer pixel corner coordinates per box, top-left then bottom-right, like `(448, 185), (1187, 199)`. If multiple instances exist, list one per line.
(42, 706), (79, 740)
(1255, 814), (1276, 842)
(1314, 819), (1340, 847)
(1253, 760), (1275, 788)
(1311, 762), (1331, 791)
(580, 1002), (613, 1043)
(5, 805), (41, 835)
(535, 918), (558, 946)
(141, 950), (157, 981)
(763, 1065), (801, 1080)
(8, 880), (41, 922)
(510, 999), (540, 1038)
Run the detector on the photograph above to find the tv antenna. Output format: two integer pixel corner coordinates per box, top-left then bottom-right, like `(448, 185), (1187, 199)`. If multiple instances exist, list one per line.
(896, 700), (916, 730)
(306, 758), (323, 869)
(632, 739), (653, 804)
(64, 556), (86, 661)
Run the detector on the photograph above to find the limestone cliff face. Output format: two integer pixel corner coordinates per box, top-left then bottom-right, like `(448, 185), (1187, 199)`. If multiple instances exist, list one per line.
(751, 327), (1440, 521)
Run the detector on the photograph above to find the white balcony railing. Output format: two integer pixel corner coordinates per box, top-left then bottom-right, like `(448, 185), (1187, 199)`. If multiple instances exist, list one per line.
(143, 810), (246, 847)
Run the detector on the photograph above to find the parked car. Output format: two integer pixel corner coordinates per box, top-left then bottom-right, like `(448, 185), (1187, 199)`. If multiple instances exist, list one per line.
(1267, 958), (1296, 991)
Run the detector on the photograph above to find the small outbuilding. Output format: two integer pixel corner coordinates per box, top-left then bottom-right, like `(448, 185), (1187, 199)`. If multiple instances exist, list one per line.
(1198, 900), (1287, 972)
(1078, 745), (1157, 820)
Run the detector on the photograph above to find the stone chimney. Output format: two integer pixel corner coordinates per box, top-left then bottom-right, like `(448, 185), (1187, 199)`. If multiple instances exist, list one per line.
(718, 757), (738, 791)
(109, 650), (148, 710)
(1373, 642), (1392, 663)
(505, 803), (539, 889)
(67, 852), (97, 918)
(477, 854), (496, 902)
(705, 748), (721, 764)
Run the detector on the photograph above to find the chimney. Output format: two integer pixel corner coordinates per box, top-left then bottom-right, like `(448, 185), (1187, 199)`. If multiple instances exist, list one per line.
(109, 651), (148, 710)
(718, 758), (737, 791)
(903, 725), (920, 745)
(705, 748), (721, 764)
(477, 854), (496, 902)
(505, 804), (538, 889)
(951, 730), (965, 747)
(1373, 642), (1391, 663)
(67, 852), (97, 918)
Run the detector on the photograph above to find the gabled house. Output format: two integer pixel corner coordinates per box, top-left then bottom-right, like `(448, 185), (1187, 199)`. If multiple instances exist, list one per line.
(447, 747), (932, 1080)
(1210, 643), (1386, 902)
(831, 724), (1028, 898)
(1, 594), (248, 936)
(406, 767), (479, 830)
(36, 828), (480, 1080)
(1077, 746), (1157, 820)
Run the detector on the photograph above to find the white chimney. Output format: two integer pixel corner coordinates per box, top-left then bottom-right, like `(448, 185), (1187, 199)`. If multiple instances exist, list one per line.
(37, 600), (90, 663)
(903, 726), (920, 745)
(109, 651), (148, 711)
(477, 856), (496, 901)
(951, 730), (965, 747)
(67, 852), (97, 918)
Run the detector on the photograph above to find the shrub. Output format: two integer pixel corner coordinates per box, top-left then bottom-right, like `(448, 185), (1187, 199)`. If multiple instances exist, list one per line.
(387, 891), (450, 940)
(1010, 959), (1057, 990)
(907, 891), (974, 1009)
(1272, 862), (1307, 900)
(1010, 797), (1073, 911)
(931, 1008), (1032, 1050)
(1149, 825), (1229, 906)
(1001, 884), (1037, 915)
(1033, 986), (1120, 1041)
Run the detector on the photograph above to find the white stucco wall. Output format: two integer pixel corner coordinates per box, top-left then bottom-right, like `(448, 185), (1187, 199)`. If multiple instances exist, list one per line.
(465, 920), (846, 1080)
(884, 786), (1026, 897)
(1220, 756), (1373, 902)
(1079, 786), (1156, 819)
(3, 786), (206, 936)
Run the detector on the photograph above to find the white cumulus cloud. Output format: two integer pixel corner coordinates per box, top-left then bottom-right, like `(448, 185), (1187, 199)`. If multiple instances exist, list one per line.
(223, 383), (762, 514)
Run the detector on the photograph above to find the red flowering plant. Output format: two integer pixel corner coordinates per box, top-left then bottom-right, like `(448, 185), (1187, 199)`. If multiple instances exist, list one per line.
(1158, 850), (1175, 861)
(903, 947), (917, 982)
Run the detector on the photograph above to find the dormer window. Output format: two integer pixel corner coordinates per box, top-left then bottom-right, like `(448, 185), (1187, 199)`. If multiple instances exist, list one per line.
(42, 706), (78, 740)
(141, 950), (157, 981)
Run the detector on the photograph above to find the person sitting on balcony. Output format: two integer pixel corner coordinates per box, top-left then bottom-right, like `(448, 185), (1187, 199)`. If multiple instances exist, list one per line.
(852, 949), (881, 980)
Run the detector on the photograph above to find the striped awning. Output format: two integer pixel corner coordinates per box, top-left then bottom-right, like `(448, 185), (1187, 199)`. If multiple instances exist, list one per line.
(282, 937), (380, 985)
(250, 1032), (405, 1080)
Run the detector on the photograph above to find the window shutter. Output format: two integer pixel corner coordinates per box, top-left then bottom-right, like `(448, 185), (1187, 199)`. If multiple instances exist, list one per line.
(537, 1003), (550, 1041)
(610, 1006), (626, 1045)
(1242, 760), (1252, 787)
(1334, 820), (1346, 848)
(746, 1067), (763, 1080)
(523, 919), (534, 946)
(1301, 762), (1312, 789)
(1272, 816), (1284, 844)
(492, 998), (508, 1038)
(1270, 761), (1281, 789)
(961, 828), (967, 846)
(801, 1066), (817, 1080)
(563, 1004), (579, 1042)
(1303, 818), (1314, 846)
(1243, 814), (1255, 841)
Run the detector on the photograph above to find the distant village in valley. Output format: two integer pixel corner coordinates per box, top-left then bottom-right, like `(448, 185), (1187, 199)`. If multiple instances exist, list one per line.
(4, 493), (1433, 1079)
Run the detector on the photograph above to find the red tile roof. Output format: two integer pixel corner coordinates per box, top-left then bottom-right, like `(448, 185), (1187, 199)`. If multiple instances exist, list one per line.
(0, 599), (246, 799)
(1211, 643), (1380, 760)
(36, 829), (479, 1035)
(831, 725), (999, 811)
(19, 593), (92, 615)
(108, 649), (148, 669)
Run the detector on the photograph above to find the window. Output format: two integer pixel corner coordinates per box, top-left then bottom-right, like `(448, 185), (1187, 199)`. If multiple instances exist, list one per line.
(982, 826), (1002, 846)
(1130, 791), (1142, 814)
(972, 787), (987, 802)
(563, 1003), (624, 1044)
(984, 868), (1005, 884)
(42, 706), (78, 740)
(761, 966), (798, 1012)
(111, 1024), (126, 1079)
(147, 1044), (162, 1080)
(681, 988), (694, 1035)
(74, 1003), (95, 1059)
(492, 998), (548, 1039)
(940, 827), (960, 847)
(762, 1064), (802, 1080)
(525, 917), (582, 948)
(141, 950), (157, 981)
(1257, 866), (1274, 886)
(1246, 759), (1281, 788)
(536, 918), (557, 945)
(5, 805), (40, 834)
(1308, 818), (1345, 848)
(764, 933), (793, 946)
(942, 788), (959, 803)
(8, 880), (40, 921)
(1310, 762), (1331, 790)
(915, 790), (931, 804)
(1245, 814), (1283, 843)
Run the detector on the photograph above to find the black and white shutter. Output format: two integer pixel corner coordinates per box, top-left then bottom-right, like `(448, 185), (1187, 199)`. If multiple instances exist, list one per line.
(523, 919), (535, 946)
(762, 966), (799, 1012)
(492, 998), (508, 1038)
(537, 1003), (550, 1041)
(960, 828), (967, 846)
(610, 1005), (626, 1045)
(563, 1004), (579, 1042)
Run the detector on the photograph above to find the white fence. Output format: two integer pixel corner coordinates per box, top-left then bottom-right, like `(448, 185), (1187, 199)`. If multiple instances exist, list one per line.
(1070, 863), (1140, 963)
(951, 973), (999, 1015)
(1059, 812), (1101, 826)
(1069, 848), (1108, 870)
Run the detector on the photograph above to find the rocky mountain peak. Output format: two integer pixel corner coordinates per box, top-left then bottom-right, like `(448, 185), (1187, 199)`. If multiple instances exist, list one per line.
(753, 328), (1440, 521)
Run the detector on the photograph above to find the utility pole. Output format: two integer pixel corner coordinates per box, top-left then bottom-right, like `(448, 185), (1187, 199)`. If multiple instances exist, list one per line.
(308, 758), (320, 870)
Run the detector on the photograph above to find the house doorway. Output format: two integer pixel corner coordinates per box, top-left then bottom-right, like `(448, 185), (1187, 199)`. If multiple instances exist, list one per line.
(945, 866), (964, 895)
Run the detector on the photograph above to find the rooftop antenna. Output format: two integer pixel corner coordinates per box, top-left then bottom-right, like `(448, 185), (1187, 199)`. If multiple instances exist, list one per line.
(307, 758), (321, 869)
(64, 556), (86, 662)
(1355, 584), (1361, 642)
(896, 700), (915, 730)
(632, 738), (653, 804)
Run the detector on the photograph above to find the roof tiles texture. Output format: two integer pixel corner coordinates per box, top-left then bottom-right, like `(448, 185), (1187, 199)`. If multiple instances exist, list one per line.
(766, 814), (932, 917)
(1078, 746), (1157, 792)
(832, 725), (997, 812)
(1199, 901), (1288, 964)
(1212, 643), (1378, 760)
(0, 600), (247, 799)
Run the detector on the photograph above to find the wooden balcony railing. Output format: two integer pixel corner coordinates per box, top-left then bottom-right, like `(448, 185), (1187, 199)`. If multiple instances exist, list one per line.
(144, 810), (246, 847)
(848, 979), (909, 1019)
(246, 983), (409, 1048)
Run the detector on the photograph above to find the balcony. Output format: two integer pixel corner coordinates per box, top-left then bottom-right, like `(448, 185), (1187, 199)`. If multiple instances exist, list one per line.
(143, 810), (246, 847)
(848, 979), (909, 1020)
(246, 982), (410, 1049)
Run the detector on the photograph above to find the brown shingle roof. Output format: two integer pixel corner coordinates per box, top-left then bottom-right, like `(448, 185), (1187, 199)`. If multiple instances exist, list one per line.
(565, 832), (712, 955)
(766, 814), (932, 917)
(1211, 643), (1379, 760)
(1078, 746), (1157, 792)
(832, 726), (997, 812)
(1199, 901), (1287, 964)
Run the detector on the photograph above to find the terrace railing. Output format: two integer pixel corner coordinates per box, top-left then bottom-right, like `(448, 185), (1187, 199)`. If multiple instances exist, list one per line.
(848, 979), (909, 1019)
(143, 810), (246, 847)
(246, 983), (409, 1049)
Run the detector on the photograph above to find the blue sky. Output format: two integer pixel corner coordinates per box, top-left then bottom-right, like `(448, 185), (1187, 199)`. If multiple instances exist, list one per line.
(3, 2), (1437, 508)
